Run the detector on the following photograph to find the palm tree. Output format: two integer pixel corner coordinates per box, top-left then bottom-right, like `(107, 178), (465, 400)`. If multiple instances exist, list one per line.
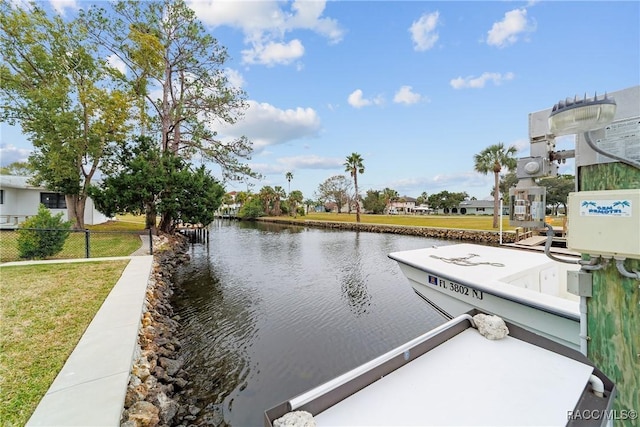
(344, 153), (365, 222)
(304, 198), (316, 214)
(288, 190), (303, 217)
(285, 171), (293, 194)
(474, 142), (517, 228)
(383, 188), (398, 214)
(235, 191), (250, 207)
(274, 185), (286, 216)
(258, 186), (277, 215)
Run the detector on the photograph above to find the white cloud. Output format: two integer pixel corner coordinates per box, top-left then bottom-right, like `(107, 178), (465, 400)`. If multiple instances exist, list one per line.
(242, 39), (304, 66)
(278, 155), (343, 170)
(409, 11), (440, 51)
(450, 72), (515, 89)
(287, 1), (344, 43)
(106, 54), (126, 75)
(486, 8), (535, 48)
(187, 0), (343, 66)
(0, 143), (31, 166)
(251, 155), (343, 175)
(348, 89), (370, 108)
(276, 155), (344, 171)
(347, 89), (384, 108)
(217, 100), (321, 151)
(225, 68), (245, 89)
(512, 138), (531, 155)
(48, 0), (78, 15)
(393, 86), (422, 105)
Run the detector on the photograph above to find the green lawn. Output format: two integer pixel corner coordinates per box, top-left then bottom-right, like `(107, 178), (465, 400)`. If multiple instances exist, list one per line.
(0, 260), (130, 425)
(0, 217), (147, 263)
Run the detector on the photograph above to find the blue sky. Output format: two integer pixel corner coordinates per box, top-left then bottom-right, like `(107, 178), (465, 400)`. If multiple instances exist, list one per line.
(1, 1), (639, 201)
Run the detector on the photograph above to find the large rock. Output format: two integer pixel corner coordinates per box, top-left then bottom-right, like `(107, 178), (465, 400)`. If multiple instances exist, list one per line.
(128, 401), (160, 427)
(153, 391), (179, 424)
(159, 356), (184, 376)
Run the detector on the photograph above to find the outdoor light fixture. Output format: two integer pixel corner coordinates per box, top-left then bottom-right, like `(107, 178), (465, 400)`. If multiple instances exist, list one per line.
(548, 93), (616, 136)
(550, 92), (640, 170)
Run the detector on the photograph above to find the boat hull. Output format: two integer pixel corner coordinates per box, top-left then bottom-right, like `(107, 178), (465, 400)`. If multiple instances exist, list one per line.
(389, 244), (581, 351)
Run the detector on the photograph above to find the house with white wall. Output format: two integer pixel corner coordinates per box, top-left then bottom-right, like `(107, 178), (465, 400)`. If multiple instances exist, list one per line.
(458, 199), (495, 215)
(388, 196), (417, 214)
(0, 175), (110, 226)
(434, 199), (506, 215)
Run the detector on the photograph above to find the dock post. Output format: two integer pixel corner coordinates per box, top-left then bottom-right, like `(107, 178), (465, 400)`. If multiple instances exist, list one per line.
(581, 162), (640, 415)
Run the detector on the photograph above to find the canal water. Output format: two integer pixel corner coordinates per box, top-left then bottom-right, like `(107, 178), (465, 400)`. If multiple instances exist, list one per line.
(172, 220), (452, 426)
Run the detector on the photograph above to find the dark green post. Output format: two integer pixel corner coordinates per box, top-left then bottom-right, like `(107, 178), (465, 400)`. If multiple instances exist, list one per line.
(84, 229), (90, 258)
(581, 162), (640, 414)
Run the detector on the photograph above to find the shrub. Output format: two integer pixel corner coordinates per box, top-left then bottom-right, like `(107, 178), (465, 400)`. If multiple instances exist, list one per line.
(238, 198), (265, 220)
(17, 204), (72, 259)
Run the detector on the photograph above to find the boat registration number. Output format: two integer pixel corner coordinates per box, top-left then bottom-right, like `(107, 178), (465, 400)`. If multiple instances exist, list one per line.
(427, 275), (484, 300)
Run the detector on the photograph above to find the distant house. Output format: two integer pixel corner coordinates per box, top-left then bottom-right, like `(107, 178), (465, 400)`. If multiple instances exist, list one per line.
(413, 204), (434, 215)
(388, 196), (416, 214)
(458, 199), (495, 215)
(324, 202), (346, 213)
(217, 191), (241, 217)
(433, 200), (503, 215)
(0, 175), (110, 226)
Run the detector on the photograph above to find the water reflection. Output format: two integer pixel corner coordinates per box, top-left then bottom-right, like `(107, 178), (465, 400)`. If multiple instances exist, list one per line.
(173, 220), (451, 426)
(172, 247), (259, 415)
(338, 232), (371, 316)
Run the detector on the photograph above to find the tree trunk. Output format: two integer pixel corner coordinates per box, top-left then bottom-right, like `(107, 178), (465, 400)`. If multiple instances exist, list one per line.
(492, 172), (500, 228)
(159, 211), (173, 233)
(355, 173), (360, 223)
(65, 194), (86, 230)
(144, 202), (157, 234)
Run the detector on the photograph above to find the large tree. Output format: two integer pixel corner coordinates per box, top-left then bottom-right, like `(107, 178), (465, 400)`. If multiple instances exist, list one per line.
(416, 191), (429, 206)
(316, 175), (352, 213)
(89, 136), (225, 232)
(427, 191), (469, 212)
(540, 174), (575, 215)
(1, 2), (131, 229)
(258, 186), (278, 216)
(83, 0), (256, 177)
(362, 189), (387, 214)
(498, 171), (519, 203)
(473, 142), (517, 228)
(344, 153), (365, 222)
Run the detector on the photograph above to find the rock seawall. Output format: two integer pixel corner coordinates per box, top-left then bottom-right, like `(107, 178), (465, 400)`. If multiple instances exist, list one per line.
(121, 234), (192, 427)
(257, 218), (516, 244)
(121, 220), (513, 426)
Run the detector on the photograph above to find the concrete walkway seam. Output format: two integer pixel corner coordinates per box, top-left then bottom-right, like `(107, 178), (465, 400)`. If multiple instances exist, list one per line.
(25, 255), (154, 426)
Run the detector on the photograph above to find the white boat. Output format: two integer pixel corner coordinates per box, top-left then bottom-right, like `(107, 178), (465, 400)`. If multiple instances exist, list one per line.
(388, 243), (582, 351)
(265, 313), (615, 427)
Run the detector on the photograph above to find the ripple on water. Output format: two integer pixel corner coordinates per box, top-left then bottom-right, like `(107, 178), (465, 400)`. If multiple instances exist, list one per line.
(172, 220), (450, 426)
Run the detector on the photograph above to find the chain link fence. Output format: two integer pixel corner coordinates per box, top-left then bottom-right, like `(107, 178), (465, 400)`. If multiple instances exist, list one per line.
(0, 228), (153, 263)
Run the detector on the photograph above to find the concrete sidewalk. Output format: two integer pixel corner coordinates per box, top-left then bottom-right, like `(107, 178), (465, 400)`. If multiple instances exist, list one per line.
(131, 234), (152, 256)
(21, 255), (155, 426)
